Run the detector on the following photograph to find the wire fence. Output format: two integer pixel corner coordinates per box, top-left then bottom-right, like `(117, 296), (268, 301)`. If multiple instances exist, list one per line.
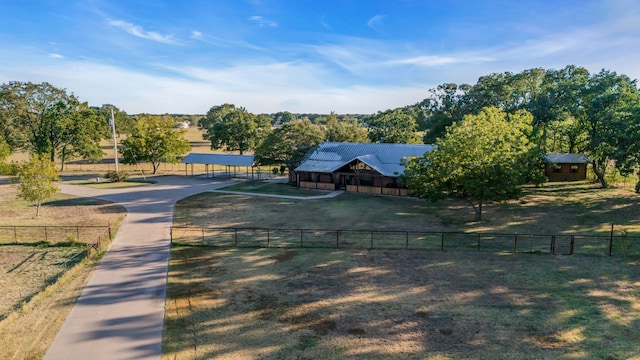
(0, 225), (113, 258)
(170, 226), (640, 257)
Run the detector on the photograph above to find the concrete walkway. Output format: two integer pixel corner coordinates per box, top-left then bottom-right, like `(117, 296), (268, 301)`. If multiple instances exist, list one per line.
(44, 176), (235, 360)
(44, 176), (342, 360)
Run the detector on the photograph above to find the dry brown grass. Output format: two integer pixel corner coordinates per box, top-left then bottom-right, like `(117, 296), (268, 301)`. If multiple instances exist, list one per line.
(165, 180), (640, 359)
(0, 183), (126, 359)
(0, 252), (96, 360)
(164, 247), (640, 360)
(175, 181), (640, 237)
(0, 184), (124, 228)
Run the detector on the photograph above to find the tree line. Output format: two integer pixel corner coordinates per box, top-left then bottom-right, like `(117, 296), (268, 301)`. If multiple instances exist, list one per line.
(2, 65), (639, 219)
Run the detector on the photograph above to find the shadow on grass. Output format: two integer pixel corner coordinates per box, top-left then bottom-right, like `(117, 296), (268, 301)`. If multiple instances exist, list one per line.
(164, 246), (640, 359)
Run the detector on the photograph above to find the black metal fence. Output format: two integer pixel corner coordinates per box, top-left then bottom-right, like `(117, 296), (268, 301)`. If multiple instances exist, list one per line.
(0, 225), (112, 245)
(169, 226), (640, 257)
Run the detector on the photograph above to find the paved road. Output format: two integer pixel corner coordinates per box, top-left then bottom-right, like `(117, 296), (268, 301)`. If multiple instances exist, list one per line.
(44, 176), (342, 360)
(44, 176), (235, 360)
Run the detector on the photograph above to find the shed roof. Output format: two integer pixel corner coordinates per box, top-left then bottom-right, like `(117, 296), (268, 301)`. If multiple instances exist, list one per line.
(182, 153), (255, 166)
(544, 153), (591, 164)
(295, 142), (433, 177)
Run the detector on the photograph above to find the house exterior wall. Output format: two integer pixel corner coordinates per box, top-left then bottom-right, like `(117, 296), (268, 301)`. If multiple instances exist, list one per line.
(544, 163), (588, 181)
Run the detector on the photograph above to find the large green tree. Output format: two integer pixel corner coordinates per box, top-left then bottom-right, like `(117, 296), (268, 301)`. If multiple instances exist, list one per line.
(321, 112), (369, 143)
(255, 119), (325, 183)
(403, 107), (543, 221)
(0, 81), (105, 167)
(120, 114), (191, 174)
(199, 104), (270, 154)
(16, 155), (60, 218)
(574, 70), (640, 188)
(365, 109), (421, 144)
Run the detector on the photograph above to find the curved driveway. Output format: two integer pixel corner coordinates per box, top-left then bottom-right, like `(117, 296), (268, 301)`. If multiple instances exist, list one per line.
(44, 176), (234, 360)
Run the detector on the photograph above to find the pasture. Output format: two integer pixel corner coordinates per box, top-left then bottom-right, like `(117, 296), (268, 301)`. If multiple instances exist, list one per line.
(165, 181), (640, 359)
(0, 183), (126, 360)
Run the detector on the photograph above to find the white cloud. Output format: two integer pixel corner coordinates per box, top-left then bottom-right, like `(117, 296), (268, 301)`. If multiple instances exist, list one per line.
(367, 14), (385, 31)
(388, 55), (494, 66)
(49, 53), (64, 59)
(108, 19), (177, 44)
(190, 30), (203, 39)
(249, 16), (277, 28)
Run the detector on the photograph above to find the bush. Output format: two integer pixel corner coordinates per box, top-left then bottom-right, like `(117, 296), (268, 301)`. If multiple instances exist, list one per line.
(105, 170), (129, 182)
(0, 162), (18, 176)
(635, 179), (640, 194)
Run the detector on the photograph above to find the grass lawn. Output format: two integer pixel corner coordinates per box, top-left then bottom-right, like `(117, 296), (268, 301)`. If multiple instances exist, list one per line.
(164, 247), (639, 360)
(0, 184), (126, 359)
(67, 178), (155, 188)
(174, 181), (640, 236)
(165, 181), (640, 359)
(219, 180), (333, 197)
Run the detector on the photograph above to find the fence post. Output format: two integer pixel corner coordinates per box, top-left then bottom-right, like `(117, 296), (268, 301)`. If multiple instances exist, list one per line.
(170, 226), (173, 244)
(406, 231), (409, 249)
(45, 226), (48, 242)
(477, 233), (481, 251)
(77, 226), (80, 243)
(336, 230), (340, 248)
(235, 228), (238, 247)
(267, 228), (270, 247)
(14, 226), (17, 244)
(300, 229), (303, 248)
(551, 235), (555, 255)
(370, 231), (374, 249)
(609, 223), (614, 256)
(441, 232), (444, 251)
(514, 232), (518, 253)
(108, 223), (112, 241)
(570, 235), (575, 255)
(202, 227), (205, 243)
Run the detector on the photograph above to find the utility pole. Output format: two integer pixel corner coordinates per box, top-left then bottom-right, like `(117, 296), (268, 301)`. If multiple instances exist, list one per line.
(110, 108), (119, 172)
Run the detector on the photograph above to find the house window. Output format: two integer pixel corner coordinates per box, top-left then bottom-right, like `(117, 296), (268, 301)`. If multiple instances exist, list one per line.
(570, 164), (579, 173)
(552, 165), (562, 173)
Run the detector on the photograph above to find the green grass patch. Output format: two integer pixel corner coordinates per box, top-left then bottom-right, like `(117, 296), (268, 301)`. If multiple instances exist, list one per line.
(67, 179), (155, 188)
(219, 181), (332, 197)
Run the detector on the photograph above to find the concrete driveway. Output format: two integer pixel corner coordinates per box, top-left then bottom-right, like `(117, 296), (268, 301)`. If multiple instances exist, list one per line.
(44, 176), (234, 360)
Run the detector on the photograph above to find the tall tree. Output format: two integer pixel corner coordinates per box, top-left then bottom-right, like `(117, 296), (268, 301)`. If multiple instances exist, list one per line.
(120, 114), (191, 174)
(16, 155), (60, 218)
(418, 83), (470, 143)
(323, 112), (369, 143)
(403, 107), (543, 222)
(255, 119), (325, 183)
(576, 70), (640, 188)
(366, 109), (421, 144)
(0, 81), (105, 165)
(199, 104), (270, 154)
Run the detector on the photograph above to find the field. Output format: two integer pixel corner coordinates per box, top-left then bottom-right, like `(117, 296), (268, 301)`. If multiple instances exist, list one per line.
(165, 181), (640, 359)
(0, 183), (126, 360)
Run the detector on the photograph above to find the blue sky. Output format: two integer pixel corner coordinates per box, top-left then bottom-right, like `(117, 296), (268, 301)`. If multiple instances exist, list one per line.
(1, 0), (639, 114)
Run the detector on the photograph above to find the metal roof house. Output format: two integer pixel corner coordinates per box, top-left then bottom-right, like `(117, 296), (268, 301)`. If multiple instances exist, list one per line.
(295, 142), (433, 196)
(544, 153), (591, 181)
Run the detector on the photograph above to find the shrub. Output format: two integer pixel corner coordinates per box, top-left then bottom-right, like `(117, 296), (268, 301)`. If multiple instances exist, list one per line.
(105, 170), (129, 182)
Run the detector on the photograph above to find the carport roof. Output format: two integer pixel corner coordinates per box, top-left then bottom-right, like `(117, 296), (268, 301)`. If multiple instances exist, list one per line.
(182, 153), (255, 166)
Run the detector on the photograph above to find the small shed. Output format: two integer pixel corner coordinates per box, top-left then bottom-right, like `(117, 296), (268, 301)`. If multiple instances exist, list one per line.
(181, 153), (256, 179)
(544, 153), (590, 181)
